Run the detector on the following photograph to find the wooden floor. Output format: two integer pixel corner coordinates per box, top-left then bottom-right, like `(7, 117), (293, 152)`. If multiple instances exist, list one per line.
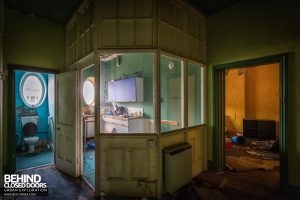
(2, 165), (288, 200)
(3, 164), (96, 200)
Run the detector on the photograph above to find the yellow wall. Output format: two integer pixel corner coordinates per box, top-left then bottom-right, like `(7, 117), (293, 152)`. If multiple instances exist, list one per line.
(207, 0), (300, 186)
(225, 64), (280, 137)
(2, 9), (65, 170)
(246, 63), (280, 137)
(225, 69), (245, 132)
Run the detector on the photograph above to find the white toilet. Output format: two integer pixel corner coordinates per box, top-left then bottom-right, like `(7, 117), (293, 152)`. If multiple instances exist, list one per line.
(21, 116), (39, 153)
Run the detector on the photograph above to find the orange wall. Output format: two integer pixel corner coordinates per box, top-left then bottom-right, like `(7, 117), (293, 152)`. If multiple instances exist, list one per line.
(245, 63), (280, 137)
(225, 63), (280, 137)
(225, 69), (245, 132)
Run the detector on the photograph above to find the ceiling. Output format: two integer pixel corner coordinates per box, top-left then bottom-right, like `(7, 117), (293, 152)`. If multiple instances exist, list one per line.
(5, 0), (243, 24)
(189, 0), (243, 15)
(5, 0), (83, 24)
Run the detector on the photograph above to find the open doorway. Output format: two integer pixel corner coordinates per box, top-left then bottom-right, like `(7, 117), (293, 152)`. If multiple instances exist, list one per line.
(81, 65), (95, 189)
(212, 54), (288, 192)
(13, 69), (55, 171)
(224, 63), (280, 190)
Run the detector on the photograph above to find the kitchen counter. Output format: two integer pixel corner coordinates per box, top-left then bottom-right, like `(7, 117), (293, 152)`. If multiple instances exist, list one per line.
(102, 114), (142, 121)
(101, 114), (150, 133)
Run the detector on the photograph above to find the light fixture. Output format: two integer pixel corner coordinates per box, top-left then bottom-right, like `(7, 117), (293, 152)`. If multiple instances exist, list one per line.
(168, 61), (175, 70)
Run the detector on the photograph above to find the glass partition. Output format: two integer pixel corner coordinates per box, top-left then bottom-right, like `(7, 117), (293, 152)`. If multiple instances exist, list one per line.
(188, 63), (204, 127)
(160, 55), (184, 132)
(81, 65), (95, 188)
(100, 53), (155, 134)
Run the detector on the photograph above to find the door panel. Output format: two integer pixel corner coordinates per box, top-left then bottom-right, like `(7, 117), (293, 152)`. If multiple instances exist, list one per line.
(56, 71), (79, 177)
(57, 73), (76, 125)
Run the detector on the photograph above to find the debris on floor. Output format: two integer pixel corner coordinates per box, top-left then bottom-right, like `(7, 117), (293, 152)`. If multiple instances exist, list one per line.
(225, 132), (280, 161)
(226, 156), (280, 171)
(231, 135), (246, 145)
(192, 171), (287, 200)
(224, 129), (281, 193)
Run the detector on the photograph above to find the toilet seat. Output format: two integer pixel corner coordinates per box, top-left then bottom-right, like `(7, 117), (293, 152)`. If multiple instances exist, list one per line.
(23, 122), (38, 137)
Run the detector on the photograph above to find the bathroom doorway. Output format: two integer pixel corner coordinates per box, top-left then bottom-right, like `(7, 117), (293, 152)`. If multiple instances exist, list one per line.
(8, 65), (59, 172)
(81, 65), (95, 189)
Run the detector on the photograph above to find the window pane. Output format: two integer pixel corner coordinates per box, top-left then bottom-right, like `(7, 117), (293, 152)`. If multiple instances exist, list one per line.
(160, 55), (184, 132)
(81, 66), (95, 187)
(188, 63), (203, 126)
(100, 53), (155, 134)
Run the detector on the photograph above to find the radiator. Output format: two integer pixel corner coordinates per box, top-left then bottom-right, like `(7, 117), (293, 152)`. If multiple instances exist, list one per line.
(164, 143), (192, 193)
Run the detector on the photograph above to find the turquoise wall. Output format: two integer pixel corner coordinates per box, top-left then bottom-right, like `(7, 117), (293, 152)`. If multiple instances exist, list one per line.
(15, 71), (49, 145)
(188, 63), (202, 126)
(160, 55), (183, 132)
(102, 53), (154, 119)
(207, 0), (300, 186)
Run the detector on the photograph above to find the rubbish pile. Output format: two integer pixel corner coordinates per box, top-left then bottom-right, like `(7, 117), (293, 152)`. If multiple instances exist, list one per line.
(225, 131), (280, 172)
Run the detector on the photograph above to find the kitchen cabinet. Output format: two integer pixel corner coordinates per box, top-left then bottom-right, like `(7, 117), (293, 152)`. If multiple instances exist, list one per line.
(102, 115), (150, 133)
(83, 115), (95, 138)
(108, 77), (143, 102)
(107, 82), (116, 102)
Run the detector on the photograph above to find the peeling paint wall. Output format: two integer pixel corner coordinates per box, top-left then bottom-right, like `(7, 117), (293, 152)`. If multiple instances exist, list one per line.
(245, 63), (280, 137)
(225, 64), (280, 137)
(225, 69), (245, 133)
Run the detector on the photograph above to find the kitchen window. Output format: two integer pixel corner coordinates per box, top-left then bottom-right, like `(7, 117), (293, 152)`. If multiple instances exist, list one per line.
(99, 53), (155, 134)
(160, 55), (184, 132)
(188, 63), (204, 127)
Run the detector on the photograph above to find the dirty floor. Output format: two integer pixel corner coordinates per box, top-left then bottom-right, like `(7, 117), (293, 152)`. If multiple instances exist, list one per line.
(3, 165), (290, 200)
(163, 171), (289, 200)
(225, 138), (280, 189)
(3, 164), (96, 200)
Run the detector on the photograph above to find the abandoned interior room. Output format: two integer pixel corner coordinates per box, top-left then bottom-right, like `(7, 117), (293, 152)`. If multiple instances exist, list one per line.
(0, 0), (300, 199)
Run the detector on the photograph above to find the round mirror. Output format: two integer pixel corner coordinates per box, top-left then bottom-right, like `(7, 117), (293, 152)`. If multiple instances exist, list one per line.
(83, 77), (95, 106)
(20, 73), (47, 108)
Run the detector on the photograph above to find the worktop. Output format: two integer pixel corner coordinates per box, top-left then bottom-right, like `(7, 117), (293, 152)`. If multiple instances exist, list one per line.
(101, 114), (150, 133)
(102, 114), (142, 121)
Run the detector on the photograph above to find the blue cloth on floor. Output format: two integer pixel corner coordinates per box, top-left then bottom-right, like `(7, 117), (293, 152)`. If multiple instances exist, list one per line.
(87, 141), (95, 150)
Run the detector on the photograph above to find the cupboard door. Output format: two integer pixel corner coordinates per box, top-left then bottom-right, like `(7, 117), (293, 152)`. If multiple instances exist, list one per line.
(108, 81), (116, 102)
(115, 80), (125, 102)
(124, 77), (137, 102)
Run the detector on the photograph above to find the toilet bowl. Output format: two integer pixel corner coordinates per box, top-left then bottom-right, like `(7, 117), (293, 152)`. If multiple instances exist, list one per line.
(21, 116), (39, 153)
(24, 136), (39, 153)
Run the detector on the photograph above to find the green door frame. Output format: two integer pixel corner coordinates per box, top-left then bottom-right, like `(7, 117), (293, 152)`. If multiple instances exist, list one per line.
(6, 64), (59, 173)
(211, 53), (288, 192)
